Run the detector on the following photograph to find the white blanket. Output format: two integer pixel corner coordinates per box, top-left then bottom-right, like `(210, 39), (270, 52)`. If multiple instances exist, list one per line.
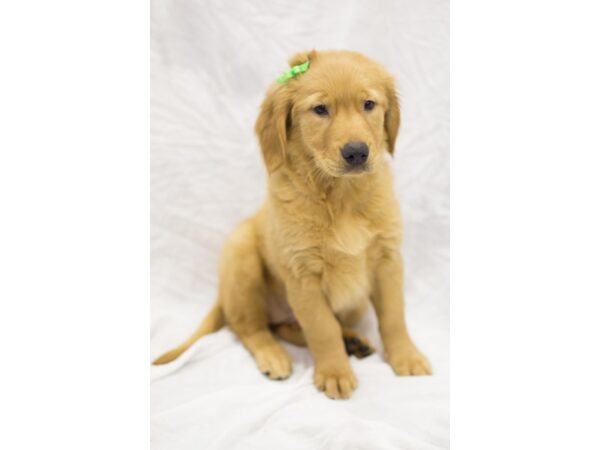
(151, 1), (448, 448)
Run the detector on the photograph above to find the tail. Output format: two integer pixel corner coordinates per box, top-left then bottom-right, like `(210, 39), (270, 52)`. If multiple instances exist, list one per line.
(152, 303), (225, 365)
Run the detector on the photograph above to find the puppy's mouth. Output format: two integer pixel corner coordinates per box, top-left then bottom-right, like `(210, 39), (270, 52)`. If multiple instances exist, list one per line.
(323, 160), (372, 177)
(342, 163), (370, 175)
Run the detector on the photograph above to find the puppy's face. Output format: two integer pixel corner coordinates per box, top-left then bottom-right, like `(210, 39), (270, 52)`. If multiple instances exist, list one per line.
(256, 50), (400, 177)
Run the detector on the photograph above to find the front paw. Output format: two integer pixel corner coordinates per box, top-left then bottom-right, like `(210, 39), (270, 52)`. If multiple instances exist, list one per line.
(314, 361), (358, 399)
(386, 344), (432, 376)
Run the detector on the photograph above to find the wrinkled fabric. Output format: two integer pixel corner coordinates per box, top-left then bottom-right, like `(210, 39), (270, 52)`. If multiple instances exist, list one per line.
(151, 0), (448, 448)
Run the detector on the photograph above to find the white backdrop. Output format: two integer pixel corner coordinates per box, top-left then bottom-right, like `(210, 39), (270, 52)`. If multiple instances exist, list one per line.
(151, 1), (448, 448)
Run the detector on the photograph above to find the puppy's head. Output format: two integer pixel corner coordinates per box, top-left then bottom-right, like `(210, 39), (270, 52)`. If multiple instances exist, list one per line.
(255, 50), (400, 176)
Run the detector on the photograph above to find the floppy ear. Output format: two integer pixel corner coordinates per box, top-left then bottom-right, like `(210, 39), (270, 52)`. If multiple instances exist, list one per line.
(255, 84), (292, 173)
(384, 79), (401, 155)
(255, 50), (315, 173)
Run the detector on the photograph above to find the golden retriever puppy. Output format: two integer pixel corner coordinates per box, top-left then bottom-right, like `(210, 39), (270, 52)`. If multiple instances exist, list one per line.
(153, 50), (431, 399)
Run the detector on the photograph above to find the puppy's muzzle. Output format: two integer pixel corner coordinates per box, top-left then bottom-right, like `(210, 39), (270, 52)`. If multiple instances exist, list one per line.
(341, 142), (369, 168)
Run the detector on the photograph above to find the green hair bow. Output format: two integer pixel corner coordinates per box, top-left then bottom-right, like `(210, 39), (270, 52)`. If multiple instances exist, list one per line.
(276, 60), (310, 84)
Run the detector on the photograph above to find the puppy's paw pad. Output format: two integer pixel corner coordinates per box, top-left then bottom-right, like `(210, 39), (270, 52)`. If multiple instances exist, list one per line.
(343, 335), (375, 359)
(256, 345), (293, 381)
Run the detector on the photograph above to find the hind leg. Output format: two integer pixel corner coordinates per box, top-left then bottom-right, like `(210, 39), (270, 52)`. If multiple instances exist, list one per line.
(341, 330), (375, 359)
(274, 321), (375, 359)
(272, 322), (306, 346)
(220, 220), (292, 380)
(337, 303), (375, 358)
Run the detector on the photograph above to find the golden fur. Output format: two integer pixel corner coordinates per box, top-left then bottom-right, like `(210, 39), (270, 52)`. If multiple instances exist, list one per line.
(153, 50), (431, 399)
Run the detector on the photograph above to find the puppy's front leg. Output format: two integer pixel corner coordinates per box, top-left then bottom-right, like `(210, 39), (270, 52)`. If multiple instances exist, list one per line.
(286, 276), (357, 399)
(372, 255), (432, 376)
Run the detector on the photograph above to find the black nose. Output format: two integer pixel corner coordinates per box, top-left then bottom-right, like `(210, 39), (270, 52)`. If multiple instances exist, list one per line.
(341, 142), (369, 166)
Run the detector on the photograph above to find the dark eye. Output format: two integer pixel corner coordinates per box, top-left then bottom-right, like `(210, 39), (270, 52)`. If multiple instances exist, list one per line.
(313, 104), (329, 116)
(364, 100), (376, 111)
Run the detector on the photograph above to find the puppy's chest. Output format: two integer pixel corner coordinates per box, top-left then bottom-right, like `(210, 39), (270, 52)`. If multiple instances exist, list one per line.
(320, 212), (373, 312)
(277, 192), (382, 312)
(326, 209), (373, 255)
